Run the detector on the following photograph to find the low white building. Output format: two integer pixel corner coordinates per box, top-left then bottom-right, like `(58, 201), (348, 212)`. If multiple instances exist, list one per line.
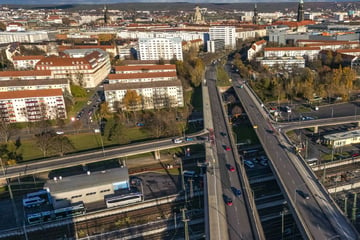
(0, 70), (53, 81)
(248, 40), (267, 61)
(108, 71), (178, 84)
(114, 64), (176, 74)
(0, 89), (66, 123)
(323, 130), (360, 148)
(257, 57), (305, 70)
(264, 47), (320, 60)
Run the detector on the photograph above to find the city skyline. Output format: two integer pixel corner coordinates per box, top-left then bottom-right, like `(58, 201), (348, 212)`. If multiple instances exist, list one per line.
(0, 0), (353, 6)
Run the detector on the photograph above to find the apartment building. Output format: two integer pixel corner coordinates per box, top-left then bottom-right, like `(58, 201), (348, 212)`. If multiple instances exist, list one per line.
(0, 79), (70, 94)
(138, 37), (183, 61)
(114, 64), (176, 74)
(11, 55), (45, 70)
(0, 31), (49, 44)
(257, 57), (305, 70)
(264, 47), (320, 60)
(0, 70), (53, 81)
(0, 89), (66, 123)
(209, 26), (236, 49)
(104, 64), (183, 112)
(35, 49), (111, 88)
(104, 80), (183, 111)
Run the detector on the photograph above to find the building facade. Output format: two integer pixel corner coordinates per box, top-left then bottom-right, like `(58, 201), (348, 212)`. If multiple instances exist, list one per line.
(0, 89), (66, 123)
(0, 70), (53, 81)
(0, 31), (49, 44)
(138, 37), (183, 61)
(264, 47), (320, 60)
(209, 26), (236, 49)
(35, 49), (111, 88)
(0, 79), (70, 94)
(11, 55), (45, 70)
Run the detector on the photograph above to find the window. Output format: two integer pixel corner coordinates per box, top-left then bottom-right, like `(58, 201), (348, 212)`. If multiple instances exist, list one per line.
(71, 195), (82, 199)
(100, 189), (110, 193)
(86, 192), (96, 196)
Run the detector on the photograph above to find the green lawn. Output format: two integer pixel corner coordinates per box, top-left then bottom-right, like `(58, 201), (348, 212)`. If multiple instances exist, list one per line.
(233, 123), (260, 145)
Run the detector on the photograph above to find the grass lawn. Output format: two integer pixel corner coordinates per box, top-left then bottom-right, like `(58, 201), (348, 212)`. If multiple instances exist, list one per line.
(233, 124), (260, 145)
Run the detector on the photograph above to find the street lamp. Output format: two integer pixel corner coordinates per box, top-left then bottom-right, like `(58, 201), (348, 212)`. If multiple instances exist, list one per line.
(280, 206), (288, 240)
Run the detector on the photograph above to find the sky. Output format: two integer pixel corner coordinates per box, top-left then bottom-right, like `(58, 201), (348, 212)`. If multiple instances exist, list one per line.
(0, 0), (350, 5)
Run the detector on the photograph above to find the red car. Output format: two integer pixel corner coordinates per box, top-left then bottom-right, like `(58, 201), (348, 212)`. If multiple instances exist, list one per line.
(228, 165), (235, 172)
(225, 198), (233, 206)
(225, 146), (231, 151)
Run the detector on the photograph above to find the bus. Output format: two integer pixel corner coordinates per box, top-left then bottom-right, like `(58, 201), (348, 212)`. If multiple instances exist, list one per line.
(105, 193), (143, 208)
(306, 158), (318, 166)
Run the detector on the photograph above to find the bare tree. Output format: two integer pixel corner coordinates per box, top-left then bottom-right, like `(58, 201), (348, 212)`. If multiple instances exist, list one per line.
(35, 131), (55, 157)
(52, 135), (75, 156)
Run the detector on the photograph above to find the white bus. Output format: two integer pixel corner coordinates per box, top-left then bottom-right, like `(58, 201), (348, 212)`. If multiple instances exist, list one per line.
(306, 158), (318, 166)
(105, 193), (143, 208)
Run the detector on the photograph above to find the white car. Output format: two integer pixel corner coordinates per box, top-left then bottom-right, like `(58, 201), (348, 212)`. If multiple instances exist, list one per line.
(56, 131), (64, 135)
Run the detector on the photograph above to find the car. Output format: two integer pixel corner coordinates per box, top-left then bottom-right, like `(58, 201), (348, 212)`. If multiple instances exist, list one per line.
(296, 190), (310, 200)
(352, 153), (360, 158)
(244, 160), (255, 168)
(220, 132), (227, 137)
(260, 160), (268, 166)
(253, 125), (258, 129)
(231, 187), (241, 197)
(185, 137), (194, 141)
(225, 146), (231, 151)
(225, 197), (233, 206)
(56, 131), (64, 135)
(173, 138), (183, 144)
(227, 164), (235, 172)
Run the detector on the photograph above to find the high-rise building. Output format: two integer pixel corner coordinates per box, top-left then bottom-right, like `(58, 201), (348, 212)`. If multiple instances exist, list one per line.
(253, 4), (259, 25)
(209, 26), (236, 50)
(138, 37), (183, 61)
(297, 0), (305, 22)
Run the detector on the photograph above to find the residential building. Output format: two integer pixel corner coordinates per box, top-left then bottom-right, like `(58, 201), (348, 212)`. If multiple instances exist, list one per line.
(138, 37), (183, 61)
(104, 80), (184, 111)
(107, 71), (177, 84)
(209, 26), (236, 49)
(0, 89), (66, 123)
(6, 22), (25, 32)
(11, 55), (45, 70)
(257, 57), (305, 70)
(248, 40), (267, 61)
(323, 129), (360, 148)
(0, 70), (53, 81)
(264, 47), (320, 60)
(207, 39), (225, 53)
(114, 64), (176, 74)
(35, 49), (111, 88)
(0, 79), (70, 94)
(0, 31), (49, 44)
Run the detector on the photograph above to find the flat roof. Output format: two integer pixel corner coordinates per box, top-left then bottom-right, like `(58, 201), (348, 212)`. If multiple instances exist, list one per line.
(44, 167), (129, 194)
(323, 129), (360, 141)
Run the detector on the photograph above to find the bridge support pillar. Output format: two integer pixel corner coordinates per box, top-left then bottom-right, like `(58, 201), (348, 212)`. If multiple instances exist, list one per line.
(154, 150), (161, 160)
(313, 125), (318, 134)
(358, 121), (360, 128)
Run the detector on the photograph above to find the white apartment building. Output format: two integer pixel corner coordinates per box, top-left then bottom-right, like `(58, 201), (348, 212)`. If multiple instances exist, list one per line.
(0, 89), (66, 123)
(107, 72), (177, 84)
(35, 49), (111, 88)
(257, 57), (305, 70)
(118, 30), (206, 42)
(138, 37), (183, 61)
(6, 22), (26, 32)
(209, 26), (236, 49)
(104, 80), (184, 111)
(0, 70), (53, 81)
(0, 31), (49, 44)
(12, 55), (44, 70)
(114, 64), (176, 74)
(264, 47), (320, 60)
(0, 79), (70, 94)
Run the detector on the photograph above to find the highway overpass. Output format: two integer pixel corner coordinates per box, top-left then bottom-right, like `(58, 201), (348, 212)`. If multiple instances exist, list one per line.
(233, 80), (360, 240)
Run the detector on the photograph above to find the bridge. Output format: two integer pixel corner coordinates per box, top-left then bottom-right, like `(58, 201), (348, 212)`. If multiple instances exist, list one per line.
(233, 79), (360, 239)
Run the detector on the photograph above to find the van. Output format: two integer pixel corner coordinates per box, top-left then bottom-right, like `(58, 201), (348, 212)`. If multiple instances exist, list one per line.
(173, 138), (183, 144)
(23, 197), (45, 208)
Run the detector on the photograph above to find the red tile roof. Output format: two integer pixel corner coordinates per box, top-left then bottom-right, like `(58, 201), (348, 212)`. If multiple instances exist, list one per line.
(108, 71), (177, 80)
(305, 41), (359, 47)
(12, 55), (45, 61)
(114, 64), (176, 72)
(0, 70), (52, 77)
(0, 89), (63, 100)
(255, 40), (267, 46)
(336, 49), (360, 53)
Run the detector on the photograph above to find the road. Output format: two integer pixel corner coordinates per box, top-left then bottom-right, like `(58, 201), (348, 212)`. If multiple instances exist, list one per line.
(0, 135), (205, 180)
(206, 64), (259, 240)
(233, 78), (360, 239)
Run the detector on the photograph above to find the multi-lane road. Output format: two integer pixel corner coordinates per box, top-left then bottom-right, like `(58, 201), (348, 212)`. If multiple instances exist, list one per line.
(233, 78), (360, 239)
(206, 64), (261, 240)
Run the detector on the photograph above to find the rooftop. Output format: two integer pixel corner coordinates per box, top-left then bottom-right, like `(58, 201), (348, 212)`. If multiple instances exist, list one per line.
(0, 89), (63, 99)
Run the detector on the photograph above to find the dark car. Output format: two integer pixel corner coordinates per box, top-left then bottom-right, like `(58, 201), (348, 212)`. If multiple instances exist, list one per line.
(231, 187), (241, 197)
(297, 190), (310, 200)
(220, 132), (227, 137)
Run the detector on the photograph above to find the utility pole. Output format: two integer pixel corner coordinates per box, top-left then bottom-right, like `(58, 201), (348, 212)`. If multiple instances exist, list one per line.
(352, 192), (357, 223)
(181, 208), (190, 240)
(188, 178), (194, 199)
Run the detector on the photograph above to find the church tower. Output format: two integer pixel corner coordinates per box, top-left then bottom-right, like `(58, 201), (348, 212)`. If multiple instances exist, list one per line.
(253, 4), (258, 25)
(297, 0), (304, 22)
(103, 5), (108, 25)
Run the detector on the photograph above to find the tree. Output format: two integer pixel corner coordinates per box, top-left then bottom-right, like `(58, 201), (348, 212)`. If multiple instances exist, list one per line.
(72, 120), (82, 134)
(143, 112), (167, 138)
(35, 131), (55, 157)
(0, 120), (15, 143)
(231, 105), (243, 118)
(123, 90), (142, 111)
(189, 58), (205, 87)
(52, 135), (75, 156)
(98, 102), (111, 119)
